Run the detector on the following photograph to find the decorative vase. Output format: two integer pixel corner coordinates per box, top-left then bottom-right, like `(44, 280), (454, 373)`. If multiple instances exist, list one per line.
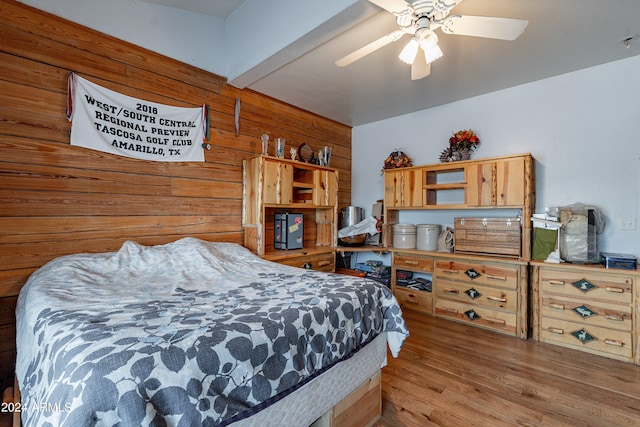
(458, 149), (472, 161)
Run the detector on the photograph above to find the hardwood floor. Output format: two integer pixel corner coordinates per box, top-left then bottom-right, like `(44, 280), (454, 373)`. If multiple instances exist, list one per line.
(376, 310), (640, 426)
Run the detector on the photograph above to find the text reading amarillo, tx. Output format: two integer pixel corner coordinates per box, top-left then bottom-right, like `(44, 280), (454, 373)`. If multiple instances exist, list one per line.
(68, 73), (207, 162)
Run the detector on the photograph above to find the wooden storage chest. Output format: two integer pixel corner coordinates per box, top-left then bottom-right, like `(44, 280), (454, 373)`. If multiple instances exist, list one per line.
(454, 217), (521, 257)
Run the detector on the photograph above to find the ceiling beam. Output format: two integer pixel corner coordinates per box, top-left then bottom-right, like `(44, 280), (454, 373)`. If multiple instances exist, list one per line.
(225, 0), (378, 88)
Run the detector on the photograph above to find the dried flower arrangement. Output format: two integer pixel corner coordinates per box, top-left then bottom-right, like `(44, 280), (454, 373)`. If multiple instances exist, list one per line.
(440, 129), (481, 162)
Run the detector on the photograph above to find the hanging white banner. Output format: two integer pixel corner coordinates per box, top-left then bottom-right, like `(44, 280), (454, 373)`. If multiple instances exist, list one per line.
(68, 73), (207, 162)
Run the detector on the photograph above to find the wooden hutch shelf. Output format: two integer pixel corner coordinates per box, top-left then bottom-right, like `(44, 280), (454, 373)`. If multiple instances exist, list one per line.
(243, 155), (339, 271)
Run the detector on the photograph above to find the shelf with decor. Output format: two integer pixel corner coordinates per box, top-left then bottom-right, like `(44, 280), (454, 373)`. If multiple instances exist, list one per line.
(383, 153), (534, 261)
(383, 153), (535, 339)
(243, 155), (339, 271)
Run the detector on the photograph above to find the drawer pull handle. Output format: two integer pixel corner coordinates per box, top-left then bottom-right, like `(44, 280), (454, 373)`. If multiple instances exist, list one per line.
(444, 288), (459, 294)
(605, 314), (624, 322)
(548, 327), (564, 335)
(549, 280), (565, 286)
(318, 260), (331, 267)
(486, 296), (507, 303)
(486, 275), (507, 281)
(441, 307), (458, 314)
(442, 269), (459, 274)
(486, 317), (506, 326)
(604, 339), (624, 347)
(405, 295), (419, 304)
(404, 260), (419, 266)
(549, 303), (565, 310)
(605, 286), (624, 293)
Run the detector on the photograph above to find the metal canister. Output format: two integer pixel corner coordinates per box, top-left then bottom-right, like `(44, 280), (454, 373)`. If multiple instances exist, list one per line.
(340, 206), (364, 229)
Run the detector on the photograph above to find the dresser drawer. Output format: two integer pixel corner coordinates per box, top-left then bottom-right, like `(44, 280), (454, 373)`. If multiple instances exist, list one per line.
(273, 252), (335, 272)
(394, 253), (434, 272)
(539, 269), (633, 304)
(395, 286), (432, 315)
(540, 317), (633, 360)
(436, 280), (518, 312)
(435, 260), (519, 290)
(541, 295), (632, 332)
(435, 299), (517, 336)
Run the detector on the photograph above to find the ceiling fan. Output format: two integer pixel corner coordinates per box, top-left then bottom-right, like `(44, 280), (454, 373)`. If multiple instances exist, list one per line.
(336, 0), (528, 80)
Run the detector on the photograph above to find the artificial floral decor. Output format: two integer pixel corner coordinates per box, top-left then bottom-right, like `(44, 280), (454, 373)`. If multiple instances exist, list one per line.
(383, 150), (413, 169)
(439, 129), (481, 162)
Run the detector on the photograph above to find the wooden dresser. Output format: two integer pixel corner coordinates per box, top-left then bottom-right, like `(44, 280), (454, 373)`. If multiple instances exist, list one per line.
(434, 257), (527, 337)
(384, 153), (535, 339)
(531, 261), (639, 365)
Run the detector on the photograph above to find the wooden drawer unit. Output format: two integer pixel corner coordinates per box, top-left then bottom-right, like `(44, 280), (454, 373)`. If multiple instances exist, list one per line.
(435, 260), (519, 290)
(435, 299), (517, 335)
(540, 317), (633, 360)
(269, 251), (335, 272)
(532, 262), (639, 364)
(435, 281), (517, 312)
(391, 252), (434, 315)
(394, 252), (434, 272)
(538, 269), (633, 304)
(541, 294), (633, 332)
(434, 258), (525, 337)
(314, 371), (381, 427)
(395, 286), (433, 315)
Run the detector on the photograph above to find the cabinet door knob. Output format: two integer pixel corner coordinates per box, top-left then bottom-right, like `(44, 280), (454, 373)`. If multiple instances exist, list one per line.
(605, 314), (624, 322)
(318, 260), (330, 267)
(605, 286), (624, 293)
(404, 260), (419, 266)
(549, 280), (565, 286)
(486, 275), (507, 281)
(486, 295), (507, 303)
(547, 327), (564, 335)
(604, 339), (624, 347)
(443, 288), (459, 294)
(549, 303), (565, 310)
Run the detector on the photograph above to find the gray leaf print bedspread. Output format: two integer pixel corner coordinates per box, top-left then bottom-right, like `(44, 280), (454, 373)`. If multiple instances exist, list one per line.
(16, 238), (408, 426)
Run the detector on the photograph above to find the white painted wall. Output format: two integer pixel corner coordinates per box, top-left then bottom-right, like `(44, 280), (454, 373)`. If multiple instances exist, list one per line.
(352, 55), (640, 258)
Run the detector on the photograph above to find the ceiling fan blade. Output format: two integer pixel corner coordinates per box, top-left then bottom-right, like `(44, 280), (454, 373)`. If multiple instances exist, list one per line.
(441, 15), (528, 41)
(336, 30), (405, 67)
(367, 0), (412, 15)
(411, 52), (431, 80)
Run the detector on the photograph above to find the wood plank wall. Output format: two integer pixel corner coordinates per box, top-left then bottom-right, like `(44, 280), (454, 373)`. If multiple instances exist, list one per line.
(0, 0), (352, 392)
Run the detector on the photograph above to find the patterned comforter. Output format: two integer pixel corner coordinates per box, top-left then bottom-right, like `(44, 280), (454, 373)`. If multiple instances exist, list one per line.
(16, 238), (408, 426)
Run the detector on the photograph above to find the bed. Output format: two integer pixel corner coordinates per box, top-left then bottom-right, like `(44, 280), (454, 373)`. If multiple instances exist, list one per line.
(15, 237), (408, 426)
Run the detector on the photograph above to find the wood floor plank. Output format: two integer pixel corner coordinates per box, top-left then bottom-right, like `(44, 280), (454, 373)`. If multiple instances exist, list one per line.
(376, 311), (640, 426)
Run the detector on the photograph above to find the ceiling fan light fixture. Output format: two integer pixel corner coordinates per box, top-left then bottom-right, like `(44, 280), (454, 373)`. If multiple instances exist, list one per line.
(417, 28), (442, 64)
(424, 43), (443, 64)
(399, 38), (419, 64)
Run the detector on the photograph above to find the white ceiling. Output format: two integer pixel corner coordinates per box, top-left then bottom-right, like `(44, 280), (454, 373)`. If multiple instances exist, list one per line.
(141, 0), (246, 18)
(75, 0), (640, 126)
